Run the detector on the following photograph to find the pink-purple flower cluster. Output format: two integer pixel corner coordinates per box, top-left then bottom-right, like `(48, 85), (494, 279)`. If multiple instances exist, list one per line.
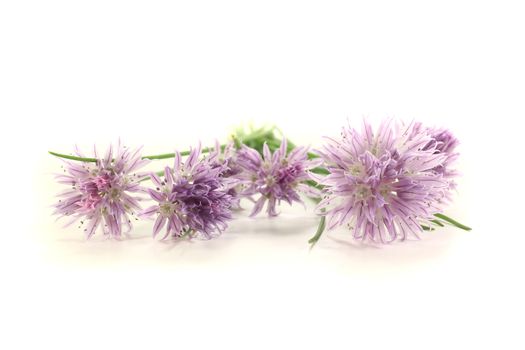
(207, 141), (243, 209)
(51, 120), (467, 244)
(140, 144), (236, 240)
(53, 143), (150, 238)
(315, 119), (459, 243)
(235, 138), (322, 216)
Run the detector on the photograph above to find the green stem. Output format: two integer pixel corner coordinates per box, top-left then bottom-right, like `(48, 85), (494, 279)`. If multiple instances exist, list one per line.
(308, 209), (326, 247)
(49, 148), (213, 163)
(48, 151), (98, 162)
(139, 144), (229, 160)
(141, 149), (192, 160)
(434, 213), (472, 231)
(48, 126), (272, 163)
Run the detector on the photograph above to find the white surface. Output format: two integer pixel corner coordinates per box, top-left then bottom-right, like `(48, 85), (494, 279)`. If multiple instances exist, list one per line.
(1, 1), (524, 349)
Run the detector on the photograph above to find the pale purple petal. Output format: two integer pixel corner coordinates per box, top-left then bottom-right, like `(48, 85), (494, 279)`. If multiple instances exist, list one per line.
(152, 216), (167, 237)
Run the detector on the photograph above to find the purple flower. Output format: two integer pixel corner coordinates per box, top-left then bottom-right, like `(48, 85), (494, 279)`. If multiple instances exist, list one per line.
(208, 141), (243, 178)
(140, 144), (235, 240)
(426, 127), (460, 188)
(410, 122), (460, 197)
(207, 141), (243, 209)
(53, 142), (150, 238)
(315, 119), (457, 243)
(236, 138), (322, 216)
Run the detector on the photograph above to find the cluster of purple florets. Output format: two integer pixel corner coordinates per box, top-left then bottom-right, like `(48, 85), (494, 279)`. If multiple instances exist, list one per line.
(315, 120), (459, 243)
(53, 119), (460, 243)
(54, 137), (319, 240)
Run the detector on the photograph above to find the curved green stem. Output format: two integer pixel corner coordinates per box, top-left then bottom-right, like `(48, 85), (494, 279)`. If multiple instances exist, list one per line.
(308, 209), (326, 247)
(434, 213), (472, 231)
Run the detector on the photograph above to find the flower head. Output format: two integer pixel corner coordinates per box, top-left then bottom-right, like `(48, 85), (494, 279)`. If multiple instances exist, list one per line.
(426, 126), (460, 187)
(315, 119), (458, 243)
(236, 138), (322, 216)
(140, 144), (235, 240)
(207, 141), (243, 209)
(53, 142), (150, 238)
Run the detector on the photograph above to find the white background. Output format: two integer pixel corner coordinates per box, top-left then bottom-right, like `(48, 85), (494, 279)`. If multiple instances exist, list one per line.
(1, 1), (524, 349)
